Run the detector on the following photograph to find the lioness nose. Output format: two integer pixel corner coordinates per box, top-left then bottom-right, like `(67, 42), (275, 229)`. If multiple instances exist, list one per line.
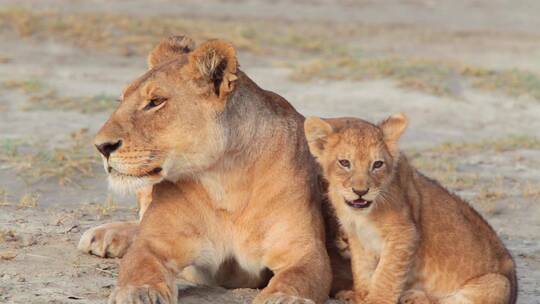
(95, 140), (122, 158)
(353, 188), (369, 197)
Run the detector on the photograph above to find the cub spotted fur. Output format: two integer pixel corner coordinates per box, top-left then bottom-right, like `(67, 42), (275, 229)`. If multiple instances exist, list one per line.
(304, 114), (517, 304)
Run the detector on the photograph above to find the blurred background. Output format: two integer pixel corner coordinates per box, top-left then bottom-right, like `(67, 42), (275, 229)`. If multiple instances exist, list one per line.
(0, 0), (539, 303)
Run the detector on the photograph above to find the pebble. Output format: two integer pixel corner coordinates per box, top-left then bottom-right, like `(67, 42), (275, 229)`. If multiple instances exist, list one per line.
(0, 251), (17, 260)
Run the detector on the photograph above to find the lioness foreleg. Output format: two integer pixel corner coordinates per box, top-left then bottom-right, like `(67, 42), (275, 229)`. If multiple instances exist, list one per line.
(254, 243), (331, 304)
(109, 232), (200, 304)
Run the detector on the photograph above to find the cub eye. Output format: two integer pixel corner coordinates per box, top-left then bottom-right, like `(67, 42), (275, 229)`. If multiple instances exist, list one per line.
(338, 159), (351, 169)
(144, 96), (167, 110)
(372, 160), (384, 170)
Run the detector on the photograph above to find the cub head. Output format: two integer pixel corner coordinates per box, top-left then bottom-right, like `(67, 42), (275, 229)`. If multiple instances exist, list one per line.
(94, 35), (239, 193)
(304, 113), (408, 210)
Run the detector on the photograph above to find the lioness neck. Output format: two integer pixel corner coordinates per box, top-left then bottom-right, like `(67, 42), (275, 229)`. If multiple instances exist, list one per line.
(220, 71), (302, 159)
(191, 71), (312, 210)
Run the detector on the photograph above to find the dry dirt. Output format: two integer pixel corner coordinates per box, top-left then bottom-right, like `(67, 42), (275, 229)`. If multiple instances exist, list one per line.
(0, 1), (539, 303)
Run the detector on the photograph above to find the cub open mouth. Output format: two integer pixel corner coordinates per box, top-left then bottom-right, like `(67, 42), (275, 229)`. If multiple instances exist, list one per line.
(345, 198), (372, 209)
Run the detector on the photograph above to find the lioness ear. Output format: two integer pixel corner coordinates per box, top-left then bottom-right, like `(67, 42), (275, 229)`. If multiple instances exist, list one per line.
(304, 117), (333, 158)
(147, 35), (195, 69)
(188, 39), (238, 100)
(379, 112), (408, 157)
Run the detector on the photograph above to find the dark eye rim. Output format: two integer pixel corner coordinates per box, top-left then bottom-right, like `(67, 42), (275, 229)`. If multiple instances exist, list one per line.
(144, 96), (168, 111)
(338, 159), (351, 169)
(372, 160), (384, 170)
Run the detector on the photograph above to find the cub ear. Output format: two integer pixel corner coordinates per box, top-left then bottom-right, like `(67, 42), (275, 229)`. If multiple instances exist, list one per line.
(188, 39), (238, 100)
(147, 35), (195, 69)
(379, 112), (408, 157)
(304, 117), (334, 158)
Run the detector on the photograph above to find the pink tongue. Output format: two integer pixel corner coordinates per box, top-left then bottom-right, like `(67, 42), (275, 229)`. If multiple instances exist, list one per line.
(352, 200), (368, 207)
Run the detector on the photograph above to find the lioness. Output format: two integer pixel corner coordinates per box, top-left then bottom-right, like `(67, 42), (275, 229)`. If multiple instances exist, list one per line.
(78, 35), (332, 303)
(304, 114), (517, 304)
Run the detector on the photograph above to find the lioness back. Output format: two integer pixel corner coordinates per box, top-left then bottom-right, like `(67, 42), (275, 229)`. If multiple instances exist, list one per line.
(304, 113), (516, 304)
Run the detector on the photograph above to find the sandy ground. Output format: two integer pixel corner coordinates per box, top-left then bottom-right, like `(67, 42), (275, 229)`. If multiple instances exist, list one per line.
(0, 1), (539, 303)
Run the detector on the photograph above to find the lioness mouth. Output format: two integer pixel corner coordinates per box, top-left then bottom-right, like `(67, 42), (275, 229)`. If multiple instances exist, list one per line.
(345, 198), (372, 209)
(110, 167), (162, 178)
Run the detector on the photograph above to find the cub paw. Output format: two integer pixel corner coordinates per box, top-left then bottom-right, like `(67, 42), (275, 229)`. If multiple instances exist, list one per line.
(335, 290), (368, 303)
(254, 292), (315, 304)
(108, 285), (174, 304)
(399, 289), (431, 304)
(78, 221), (138, 258)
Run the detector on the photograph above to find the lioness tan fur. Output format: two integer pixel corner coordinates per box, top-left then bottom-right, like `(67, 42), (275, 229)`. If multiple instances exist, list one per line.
(304, 114), (517, 304)
(79, 36), (334, 304)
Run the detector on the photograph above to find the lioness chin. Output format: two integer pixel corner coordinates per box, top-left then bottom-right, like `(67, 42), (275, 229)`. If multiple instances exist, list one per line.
(304, 113), (517, 304)
(78, 35), (335, 304)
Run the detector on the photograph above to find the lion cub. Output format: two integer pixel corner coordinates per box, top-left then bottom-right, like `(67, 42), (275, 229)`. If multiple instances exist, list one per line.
(304, 114), (517, 304)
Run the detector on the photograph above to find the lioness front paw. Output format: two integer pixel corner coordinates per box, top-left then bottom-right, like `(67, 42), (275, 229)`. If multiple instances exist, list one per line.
(254, 292), (315, 304)
(78, 221), (138, 258)
(108, 285), (174, 304)
(399, 289), (431, 304)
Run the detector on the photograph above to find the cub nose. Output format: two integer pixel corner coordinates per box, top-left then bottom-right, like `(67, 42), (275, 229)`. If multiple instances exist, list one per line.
(353, 188), (369, 197)
(95, 140), (122, 158)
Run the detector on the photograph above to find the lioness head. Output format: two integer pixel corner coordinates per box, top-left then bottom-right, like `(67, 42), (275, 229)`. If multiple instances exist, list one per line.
(304, 113), (408, 210)
(94, 35), (239, 192)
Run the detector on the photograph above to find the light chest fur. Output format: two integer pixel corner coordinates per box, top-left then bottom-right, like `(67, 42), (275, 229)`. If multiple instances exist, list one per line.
(185, 172), (268, 287)
(338, 208), (384, 255)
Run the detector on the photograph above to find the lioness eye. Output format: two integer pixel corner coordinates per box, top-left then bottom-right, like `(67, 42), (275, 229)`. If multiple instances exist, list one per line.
(144, 97), (167, 111)
(338, 159), (351, 169)
(372, 160), (384, 170)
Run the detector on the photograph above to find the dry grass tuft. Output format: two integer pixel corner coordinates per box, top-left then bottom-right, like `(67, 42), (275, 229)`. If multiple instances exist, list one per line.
(0, 229), (18, 243)
(475, 189), (507, 203)
(2, 7), (539, 101)
(3, 79), (45, 94)
(0, 188), (9, 206)
(409, 135), (540, 205)
(430, 135), (540, 153)
(0, 129), (99, 186)
(2, 79), (117, 113)
(23, 93), (117, 113)
(409, 153), (480, 191)
(16, 192), (39, 209)
(0, 7), (328, 56)
(94, 195), (118, 218)
(292, 57), (462, 96)
(83, 195), (119, 219)
(522, 181), (540, 198)
(292, 56), (540, 101)
(468, 68), (540, 101)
